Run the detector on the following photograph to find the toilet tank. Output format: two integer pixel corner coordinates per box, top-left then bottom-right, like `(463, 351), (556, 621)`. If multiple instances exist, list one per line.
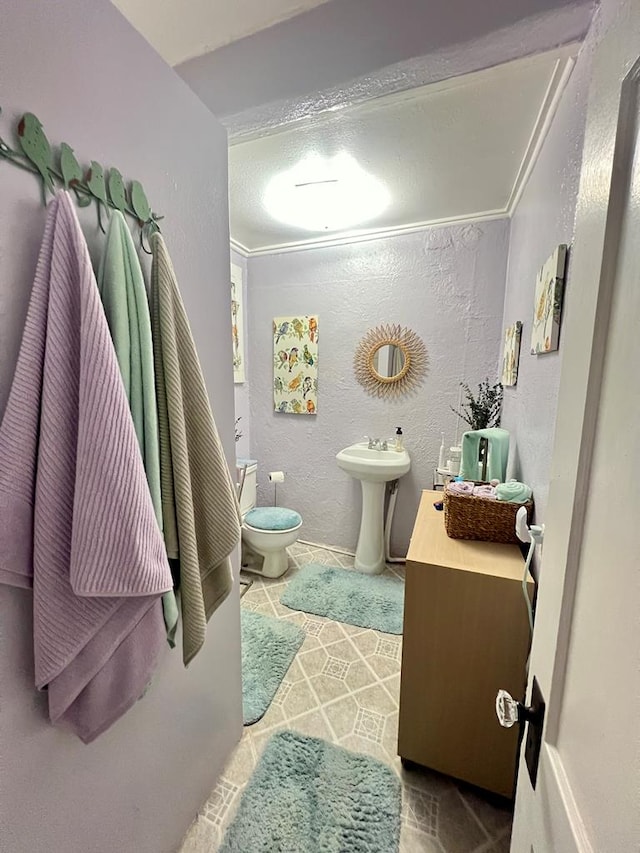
(237, 459), (257, 517)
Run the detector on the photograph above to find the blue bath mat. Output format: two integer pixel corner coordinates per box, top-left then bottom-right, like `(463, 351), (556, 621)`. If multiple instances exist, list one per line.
(241, 610), (305, 725)
(219, 730), (401, 853)
(280, 563), (404, 635)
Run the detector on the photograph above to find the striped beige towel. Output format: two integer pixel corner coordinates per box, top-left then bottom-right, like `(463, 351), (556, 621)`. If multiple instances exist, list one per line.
(151, 233), (241, 665)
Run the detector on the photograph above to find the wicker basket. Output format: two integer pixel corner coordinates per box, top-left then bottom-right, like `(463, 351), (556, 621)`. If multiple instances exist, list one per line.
(443, 487), (533, 544)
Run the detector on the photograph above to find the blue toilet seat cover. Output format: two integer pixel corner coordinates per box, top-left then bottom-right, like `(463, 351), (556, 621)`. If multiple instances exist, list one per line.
(245, 506), (302, 531)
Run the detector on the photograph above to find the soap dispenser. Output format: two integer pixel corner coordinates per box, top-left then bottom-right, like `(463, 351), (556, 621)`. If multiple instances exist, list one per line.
(394, 427), (404, 452)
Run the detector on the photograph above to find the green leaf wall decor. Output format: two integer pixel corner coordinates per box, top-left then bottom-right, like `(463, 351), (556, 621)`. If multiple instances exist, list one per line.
(0, 106), (162, 233)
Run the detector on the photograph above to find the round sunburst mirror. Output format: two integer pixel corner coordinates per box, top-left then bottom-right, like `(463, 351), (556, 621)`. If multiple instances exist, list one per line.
(354, 324), (428, 399)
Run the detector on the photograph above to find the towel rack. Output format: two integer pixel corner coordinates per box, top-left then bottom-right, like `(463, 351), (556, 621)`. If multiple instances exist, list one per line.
(0, 106), (163, 240)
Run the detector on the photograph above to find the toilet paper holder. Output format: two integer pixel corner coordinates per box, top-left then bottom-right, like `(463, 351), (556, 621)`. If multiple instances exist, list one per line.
(268, 471), (285, 505)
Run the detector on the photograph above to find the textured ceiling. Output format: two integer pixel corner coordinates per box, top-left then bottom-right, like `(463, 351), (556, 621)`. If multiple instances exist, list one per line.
(229, 48), (577, 253)
(111, 0), (332, 65)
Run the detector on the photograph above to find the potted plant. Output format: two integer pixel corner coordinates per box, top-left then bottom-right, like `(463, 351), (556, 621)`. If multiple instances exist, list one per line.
(451, 379), (504, 480)
(451, 379), (503, 430)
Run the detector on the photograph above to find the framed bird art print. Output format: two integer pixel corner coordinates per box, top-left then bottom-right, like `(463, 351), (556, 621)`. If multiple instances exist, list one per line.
(273, 315), (318, 415)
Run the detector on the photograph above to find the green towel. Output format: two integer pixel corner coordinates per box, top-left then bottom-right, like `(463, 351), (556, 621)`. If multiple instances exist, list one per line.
(496, 480), (532, 503)
(98, 211), (178, 645)
(460, 427), (510, 482)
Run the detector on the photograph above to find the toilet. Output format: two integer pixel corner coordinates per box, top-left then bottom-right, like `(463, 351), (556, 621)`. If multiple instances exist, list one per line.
(237, 460), (302, 578)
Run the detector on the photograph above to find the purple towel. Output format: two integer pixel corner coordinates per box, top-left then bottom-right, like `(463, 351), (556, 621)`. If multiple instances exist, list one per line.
(447, 481), (475, 495)
(0, 192), (172, 741)
(473, 484), (497, 500)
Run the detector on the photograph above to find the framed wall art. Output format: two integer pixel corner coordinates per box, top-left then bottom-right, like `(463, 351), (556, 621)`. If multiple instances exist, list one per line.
(531, 245), (567, 354)
(231, 262), (245, 383)
(273, 315), (318, 414)
(501, 320), (522, 386)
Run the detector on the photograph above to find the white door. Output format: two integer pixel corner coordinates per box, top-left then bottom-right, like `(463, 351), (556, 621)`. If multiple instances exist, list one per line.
(510, 3), (640, 852)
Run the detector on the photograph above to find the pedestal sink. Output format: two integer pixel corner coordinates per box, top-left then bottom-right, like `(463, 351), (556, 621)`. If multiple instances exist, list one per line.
(336, 441), (411, 574)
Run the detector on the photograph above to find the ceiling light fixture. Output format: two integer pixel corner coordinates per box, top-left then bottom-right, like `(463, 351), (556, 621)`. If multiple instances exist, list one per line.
(263, 153), (390, 232)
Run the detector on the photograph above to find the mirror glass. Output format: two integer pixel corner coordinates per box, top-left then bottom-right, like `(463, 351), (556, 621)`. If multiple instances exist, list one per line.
(373, 343), (405, 379)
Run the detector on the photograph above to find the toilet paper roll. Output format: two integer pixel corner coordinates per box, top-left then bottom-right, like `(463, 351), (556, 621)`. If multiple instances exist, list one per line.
(268, 471), (285, 483)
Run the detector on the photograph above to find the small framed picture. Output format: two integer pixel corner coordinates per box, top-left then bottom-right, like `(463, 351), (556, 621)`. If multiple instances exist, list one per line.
(531, 245), (567, 354)
(231, 262), (245, 383)
(502, 321), (523, 386)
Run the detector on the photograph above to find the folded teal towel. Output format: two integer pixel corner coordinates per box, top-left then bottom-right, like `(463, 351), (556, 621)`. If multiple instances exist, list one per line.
(460, 428), (510, 482)
(98, 211), (178, 645)
(496, 480), (532, 503)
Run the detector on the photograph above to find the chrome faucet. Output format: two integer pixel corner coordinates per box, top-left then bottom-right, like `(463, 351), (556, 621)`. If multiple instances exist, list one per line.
(365, 436), (388, 451)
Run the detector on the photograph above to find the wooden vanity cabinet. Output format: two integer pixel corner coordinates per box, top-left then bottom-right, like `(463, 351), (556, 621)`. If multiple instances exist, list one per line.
(398, 490), (533, 798)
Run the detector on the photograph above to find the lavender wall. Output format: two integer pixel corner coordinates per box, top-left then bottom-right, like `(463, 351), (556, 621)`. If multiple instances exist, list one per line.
(247, 221), (509, 554)
(0, 3), (241, 851)
(232, 249), (251, 459)
(500, 42), (593, 523)
(177, 0), (593, 121)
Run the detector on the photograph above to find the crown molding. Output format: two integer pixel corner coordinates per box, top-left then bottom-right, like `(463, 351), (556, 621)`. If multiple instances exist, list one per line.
(229, 238), (250, 257)
(231, 210), (507, 257)
(506, 56), (576, 215)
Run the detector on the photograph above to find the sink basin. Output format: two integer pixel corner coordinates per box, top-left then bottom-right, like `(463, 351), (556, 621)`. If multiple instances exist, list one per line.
(336, 442), (411, 482)
(336, 442), (411, 573)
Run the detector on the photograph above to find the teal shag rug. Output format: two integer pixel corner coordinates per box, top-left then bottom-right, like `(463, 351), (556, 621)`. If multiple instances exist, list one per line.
(280, 563), (404, 635)
(242, 610), (305, 725)
(219, 730), (401, 853)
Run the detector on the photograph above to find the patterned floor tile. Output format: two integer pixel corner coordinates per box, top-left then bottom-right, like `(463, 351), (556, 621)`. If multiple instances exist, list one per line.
(400, 825), (444, 852)
(350, 629), (402, 679)
(376, 635), (401, 661)
(354, 706), (386, 743)
(309, 672), (352, 704)
(272, 679), (292, 707)
(262, 580), (288, 601)
(383, 672), (402, 699)
(354, 682), (398, 717)
(318, 620), (348, 645)
(482, 828), (512, 852)
(179, 816), (221, 852)
(343, 658), (378, 693)
(281, 656), (306, 684)
(436, 789), (488, 853)
(302, 616), (324, 636)
(321, 655), (350, 680)
(245, 701), (288, 736)
(217, 734), (257, 787)
(403, 783), (439, 836)
(339, 621), (369, 637)
(281, 707), (333, 742)
(202, 779), (240, 828)
(400, 762), (457, 799)
(382, 711), (400, 758)
(279, 677), (319, 718)
(323, 694), (360, 739)
(178, 541), (512, 853)
(334, 553), (356, 568)
(338, 732), (390, 765)
(457, 785), (513, 838)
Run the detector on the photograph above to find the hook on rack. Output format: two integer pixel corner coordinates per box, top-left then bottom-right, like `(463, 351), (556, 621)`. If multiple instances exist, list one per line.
(0, 106), (163, 236)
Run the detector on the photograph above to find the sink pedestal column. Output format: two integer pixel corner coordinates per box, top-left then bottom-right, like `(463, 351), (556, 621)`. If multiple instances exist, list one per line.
(354, 480), (386, 574)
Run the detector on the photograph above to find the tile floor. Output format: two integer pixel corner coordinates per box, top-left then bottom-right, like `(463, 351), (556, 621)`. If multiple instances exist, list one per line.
(179, 542), (513, 853)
